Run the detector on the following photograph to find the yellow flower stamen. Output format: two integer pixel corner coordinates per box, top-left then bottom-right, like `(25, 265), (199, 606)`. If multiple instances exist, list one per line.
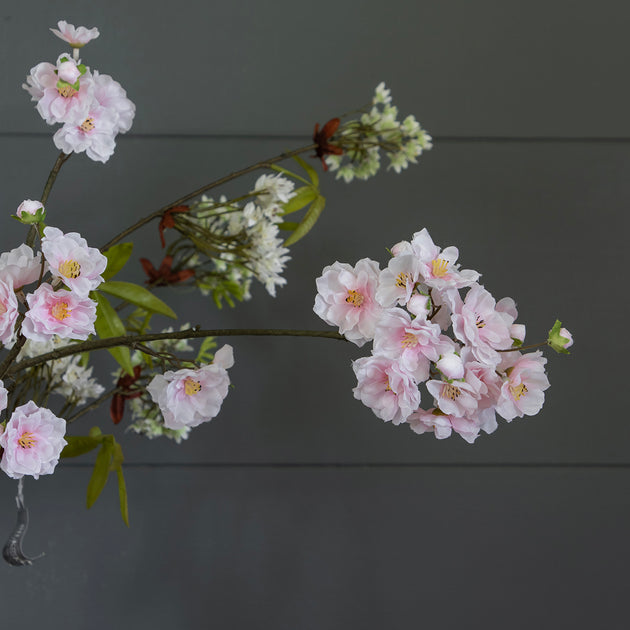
(510, 383), (528, 400)
(401, 332), (418, 348)
(18, 432), (37, 449)
(80, 117), (95, 132)
(57, 83), (78, 98)
(51, 302), (72, 321)
(476, 316), (486, 328)
(431, 258), (449, 278)
(345, 289), (364, 307)
(395, 272), (411, 288)
(442, 383), (461, 400)
(59, 259), (81, 279)
(184, 378), (202, 396)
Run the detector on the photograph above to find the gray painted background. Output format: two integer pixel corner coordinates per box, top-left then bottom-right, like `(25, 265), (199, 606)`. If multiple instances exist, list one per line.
(0, 1), (628, 628)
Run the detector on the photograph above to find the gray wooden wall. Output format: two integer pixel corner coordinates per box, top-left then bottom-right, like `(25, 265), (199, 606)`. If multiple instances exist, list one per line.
(0, 1), (628, 628)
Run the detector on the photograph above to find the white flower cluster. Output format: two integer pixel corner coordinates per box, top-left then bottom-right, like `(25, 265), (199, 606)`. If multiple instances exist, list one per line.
(22, 21), (135, 163)
(325, 82), (432, 182)
(191, 173), (295, 300)
(19, 336), (105, 405)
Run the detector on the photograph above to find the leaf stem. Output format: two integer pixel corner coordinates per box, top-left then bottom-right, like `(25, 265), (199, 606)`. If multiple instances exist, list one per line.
(498, 341), (548, 352)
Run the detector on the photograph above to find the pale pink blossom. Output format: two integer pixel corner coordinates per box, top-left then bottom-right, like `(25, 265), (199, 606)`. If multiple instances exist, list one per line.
(41, 226), (107, 297)
(352, 355), (421, 425)
(0, 402), (67, 479)
(57, 58), (81, 84)
(0, 245), (42, 289)
(436, 352), (464, 380)
(559, 328), (573, 348)
(450, 415), (481, 444)
(496, 351), (550, 421)
(53, 105), (118, 163)
(50, 21), (100, 47)
(314, 259), (384, 347)
(510, 323), (526, 344)
(373, 308), (451, 382)
(147, 345), (234, 430)
(426, 376), (480, 418)
(376, 254), (422, 307)
(410, 228), (479, 290)
(408, 408), (453, 439)
(28, 56), (95, 126)
(16, 199), (44, 219)
(23, 284), (96, 342)
(0, 280), (19, 346)
(460, 347), (502, 434)
(451, 284), (515, 366)
(92, 71), (136, 134)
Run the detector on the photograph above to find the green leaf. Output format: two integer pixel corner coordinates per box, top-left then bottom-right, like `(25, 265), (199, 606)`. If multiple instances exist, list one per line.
(277, 221), (299, 231)
(88, 426), (103, 439)
(196, 336), (217, 363)
(86, 441), (114, 509)
(283, 195), (326, 247)
(93, 292), (134, 376)
(280, 186), (318, 216)
(61, 434), (102, 458)
(116, 467), (130, 527)
(99, 281), (177, 319)
(293, 155), (319, 187)
(270, 164), (311, 186)
(102, 242), (133, 280)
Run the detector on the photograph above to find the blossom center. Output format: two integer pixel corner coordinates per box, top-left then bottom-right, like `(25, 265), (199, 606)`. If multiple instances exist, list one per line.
(0, 301), (6, 316)
(345, 289), (364, 307)
(59, 259), (81, 279)
(184, 378), (202, 396)
(510, 383), (528, 400)
(395, 272), (411, 288)
(401, 332), (418, 348)
(431, 258), (449, 278)
(384, 376), (395, 393)
(18, 431), (37, 449)
(80, 117), (95, 132)
(441, 383), (461, 400)
(475, 316), (486, 328)
(51, 301), (72, 321)
(57, 83), (78, 98)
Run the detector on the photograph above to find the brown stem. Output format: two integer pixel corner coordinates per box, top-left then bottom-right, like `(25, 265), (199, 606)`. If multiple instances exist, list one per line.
(66, 388), (119, 424)
(100, 143), (317, 251)
(498, 341), (548, 352)
(7, 328), (347, 375)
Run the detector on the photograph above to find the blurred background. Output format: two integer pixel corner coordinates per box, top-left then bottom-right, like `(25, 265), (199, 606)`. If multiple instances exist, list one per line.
(0, 1), (628, 627)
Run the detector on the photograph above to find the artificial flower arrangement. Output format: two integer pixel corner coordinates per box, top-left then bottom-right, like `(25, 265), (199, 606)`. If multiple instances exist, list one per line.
(0, 21), (572, 566)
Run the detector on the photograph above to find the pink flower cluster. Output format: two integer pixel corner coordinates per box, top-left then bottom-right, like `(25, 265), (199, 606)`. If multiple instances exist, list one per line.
(314, 227), (551, 443)
(23, 21), (134, 163)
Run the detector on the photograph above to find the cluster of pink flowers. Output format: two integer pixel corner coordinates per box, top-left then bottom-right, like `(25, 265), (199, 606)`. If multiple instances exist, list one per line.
(314, 227), (561, 444)
(22, 21), (135, 163)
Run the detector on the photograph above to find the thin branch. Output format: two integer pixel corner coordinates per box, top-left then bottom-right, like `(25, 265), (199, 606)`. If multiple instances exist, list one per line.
(66, 388), (119, 424)
(498, 341), (548, 352)
(100, 143), (317, 251)
(8, 328), (347, 375)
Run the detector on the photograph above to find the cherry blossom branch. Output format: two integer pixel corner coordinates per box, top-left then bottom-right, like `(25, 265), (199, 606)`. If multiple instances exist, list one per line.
(498, 341), (548, 352)
(100, 143), (318, 251)
(65, 388), (119, 424)
(7, 328), (347, 375)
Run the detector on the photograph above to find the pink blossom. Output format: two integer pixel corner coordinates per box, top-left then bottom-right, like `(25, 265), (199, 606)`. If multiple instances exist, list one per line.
(408, 408), (452, 439)
(376, 254), (422, 307)
(16, 199), (44, 219)
(57, 59), (81, 84)
(314, 259), (384, 347)
(0, 401), (67, 479)
(147, 345), (234, 430)
(41, 226), (107, 297)
(92, 71), (136, 134)
(426, 376), (480, 418)
(23, 284), (96, 342)
(559, 328), (573, 348)
(496, 351), (550, 421)
(25, 57), (94, 125)
(372, 308), (451, 382)
(0, 244), (43, 289)
(53, 105), (118, 163)
(436, 352), (464, 380)
(451, 284), (515, 366)
(50, 21), (100, 47)
(0, 280), (19, 346)
(410, 228), (479, 290)
(352, 355), (421, 425)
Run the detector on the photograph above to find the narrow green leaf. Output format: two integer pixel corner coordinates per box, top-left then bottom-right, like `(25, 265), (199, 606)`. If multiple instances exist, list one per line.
(196, 336), (217, 363)
(277, 221), (299, 231)
(293, 155), (319, 187)
(102, 242), (134, 280)
(283, 195), (326, 247)
(99, 281), (177, 319)
(280, 187), (318, 216)
(61, 435), (102, 458)
(269, 164), (311, 186)
(86, 442), (113, 509)
(93, 292), (134, 376)
(116, 466), (130, 527)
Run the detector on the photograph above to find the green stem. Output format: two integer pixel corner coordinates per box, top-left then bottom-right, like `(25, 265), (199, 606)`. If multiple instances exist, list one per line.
(498, 341), (548, 352)
(100, 143), (317, 251)
(8, 328), (347, 375)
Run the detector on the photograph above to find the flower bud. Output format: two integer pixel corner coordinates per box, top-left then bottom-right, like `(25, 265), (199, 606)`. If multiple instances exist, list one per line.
(559, 327), (573, 348)
(57, 59), (81, 84)
(548, 319), (573, 354)
(15, 199), (45, 224)
(436, 352), (464, 380)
